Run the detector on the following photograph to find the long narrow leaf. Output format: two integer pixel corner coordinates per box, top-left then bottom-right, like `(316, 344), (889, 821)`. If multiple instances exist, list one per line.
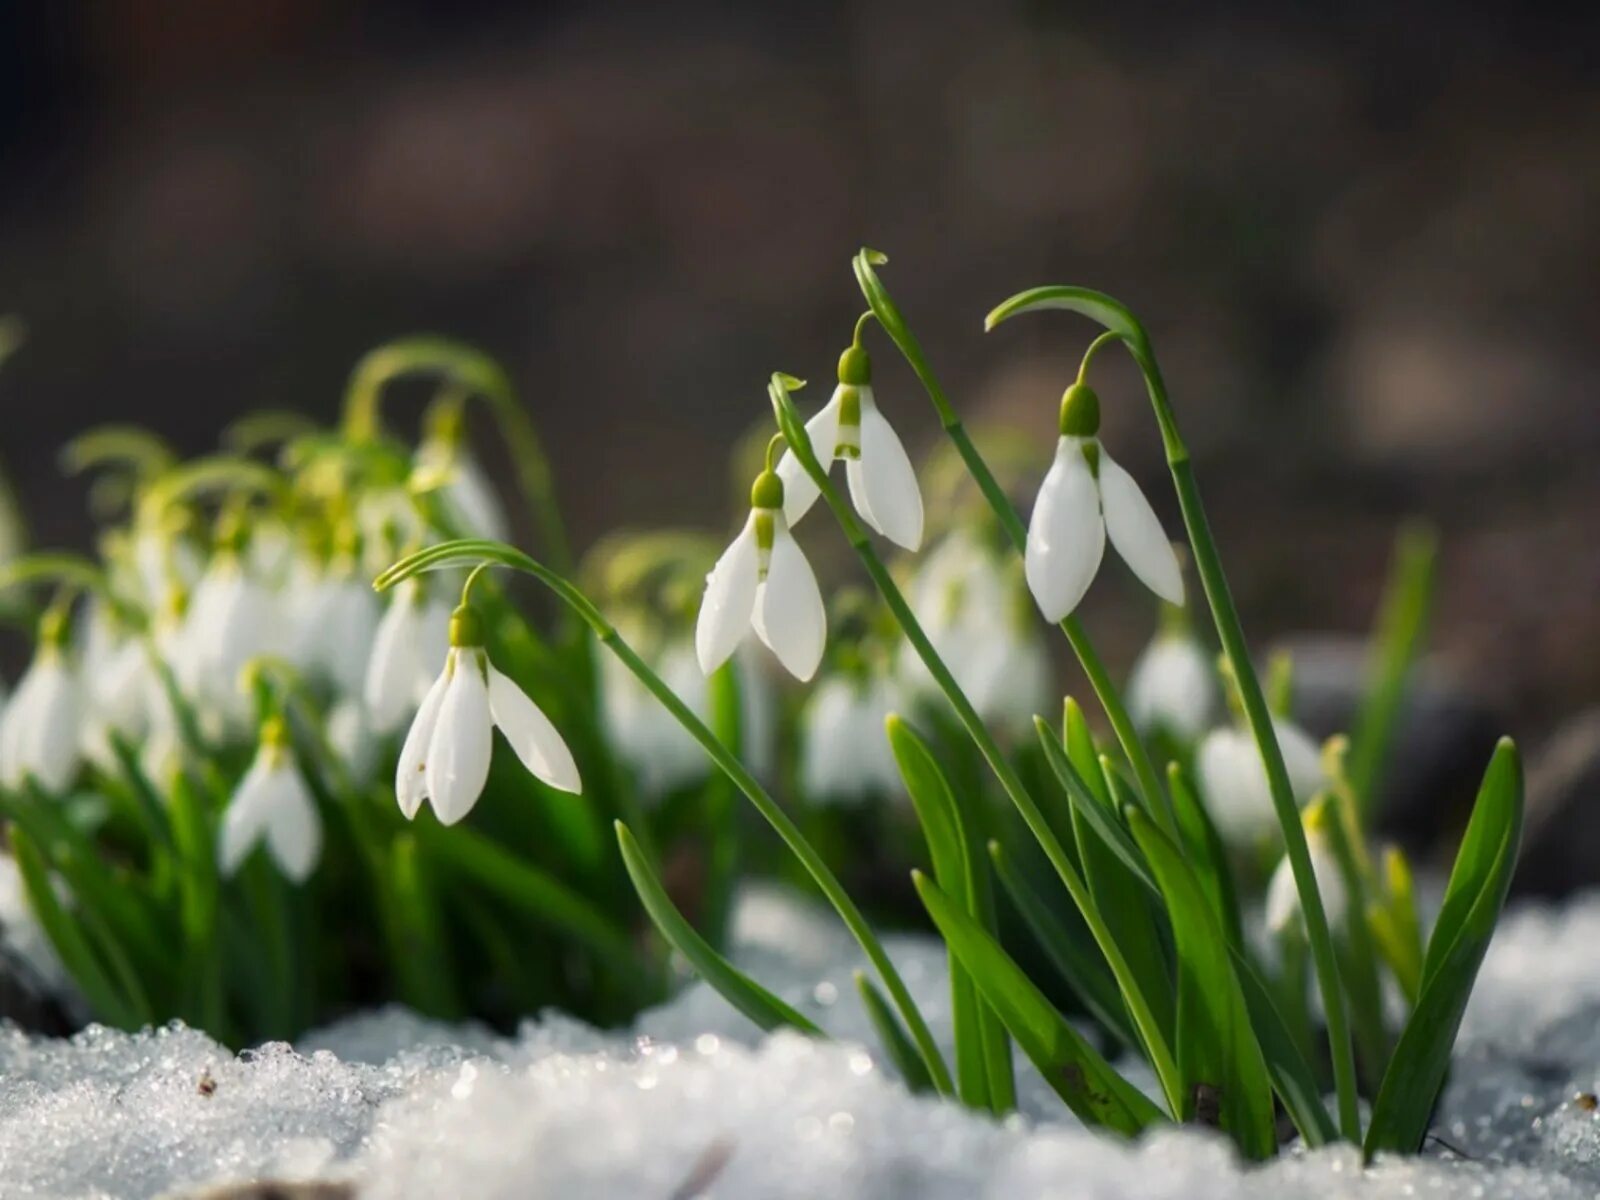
(989, 840), (1137, 1049)
(1365, 738), (1522, 1157)
(616, 822), (823, 1037)
(854, 971), (933, 1093)
(1229, 945), (1338, 1147)
(914, 870), (1165, 1136)
(888, 714), (1012, 1113)
(1034, 717), (1157, 895)
(1127, 807), (1277, 1160)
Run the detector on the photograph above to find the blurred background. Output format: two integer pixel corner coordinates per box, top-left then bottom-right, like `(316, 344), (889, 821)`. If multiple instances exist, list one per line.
(1, 2), (1597, 881)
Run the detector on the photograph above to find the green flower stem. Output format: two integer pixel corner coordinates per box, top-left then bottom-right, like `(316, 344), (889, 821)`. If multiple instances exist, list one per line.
(851, 251), (1174, 839)
(343, 337), (574, 578)
(985, 285), (1361, 1143)
(376, 539), (955, 1097)
(771, 377), (1185, 1119)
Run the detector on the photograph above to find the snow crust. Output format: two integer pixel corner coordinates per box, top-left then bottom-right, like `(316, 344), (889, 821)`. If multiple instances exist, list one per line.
(4, 887), (1600, 1198)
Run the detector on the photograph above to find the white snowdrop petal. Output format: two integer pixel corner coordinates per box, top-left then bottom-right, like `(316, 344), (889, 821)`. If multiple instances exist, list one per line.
(488, 667), (581, 794)
(751, 526), (826, 682)
(30, 662), (83, 793)
(694, 517), (760, 676)
(776, 395), (842, 525)
(1197, 728), (1276, 845)
(395, 668), (450, 819)
(1024, 438), (1105, 623)
(850, 397), (924, 551)
(1098, 451), (1184, 606)
(1127, 635), (1216, 741)
(426, 652), (494, 826)
(265, 772), (323, 883)
(365, 596), (420, 731)
(218, 760), (275, 877)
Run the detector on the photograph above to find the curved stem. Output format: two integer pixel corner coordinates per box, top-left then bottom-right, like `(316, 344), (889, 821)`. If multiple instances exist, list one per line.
(986, 284), (1361, 1143)
(851, 250), (1174, 837)
(343, 337), (574, 578)
(377, 539), (955, 1097)
(771, 376), (1185, 1118)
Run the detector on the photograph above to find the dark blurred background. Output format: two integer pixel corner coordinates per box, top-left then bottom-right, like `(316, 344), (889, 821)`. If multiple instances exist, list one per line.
(2, 2), (1598, 874)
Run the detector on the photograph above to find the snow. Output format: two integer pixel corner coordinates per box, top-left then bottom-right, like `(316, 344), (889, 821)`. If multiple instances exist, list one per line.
(4, 887), (1600, 1198)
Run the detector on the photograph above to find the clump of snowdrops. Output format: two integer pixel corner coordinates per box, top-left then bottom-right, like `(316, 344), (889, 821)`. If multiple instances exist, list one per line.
(2, 253), (1521, 1164)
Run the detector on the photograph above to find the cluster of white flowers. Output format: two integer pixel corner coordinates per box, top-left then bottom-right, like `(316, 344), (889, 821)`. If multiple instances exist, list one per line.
(0, 431), (523, 883)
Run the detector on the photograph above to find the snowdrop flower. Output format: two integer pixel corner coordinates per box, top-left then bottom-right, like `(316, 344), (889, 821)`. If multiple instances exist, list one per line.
(416, 404), (509, 542)
(328, 699), (378, 786)
(902, 529), (1049, 734)
(800, 674), (902, 804)
(305, 559), (381, 696)
(601, 627), (710, 798)
(81, 636), (151, 769)
(696, 468), (825, 682)
(129, 518), (200, 602)
(0, 612), (84, 793)
(365, 578), (453, 733)
(1025, 382), (1183, 622)
(775, 333), (923, 550)
(186, 532), (279, 723)
(396, 602), (580, 825)
(218, 717), (321, 882)
(1126, 621), (1215, 742)
(1196, 717), (1328, 846)
(1265, 810), (1348, 938)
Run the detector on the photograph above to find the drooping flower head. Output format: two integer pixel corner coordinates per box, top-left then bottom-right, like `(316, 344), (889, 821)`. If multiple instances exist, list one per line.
(365, 576), (453, 733)
(1265, 802), (1349, 939)
(396, 601), (580, 826)
(218, 715), (322, 883)
(0, 606), (84, 793)
(1025, 381), (1184, 623)
(695, 465), (826, 682)
(1197, 716), (1329, 847)
(1126, 607), (1216, 743)
(775, 327), (923, 551)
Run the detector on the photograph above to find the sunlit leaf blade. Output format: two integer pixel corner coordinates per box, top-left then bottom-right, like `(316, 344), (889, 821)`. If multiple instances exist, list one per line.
(914, 870), (1165, 1136)
(1167, 761), (1244, 949)
(1229, 946), (1339, 1147)
(1126, 807), (1277, 1160)
(854, 971), (934, 1094)
(616, 821), (823, 1037)
(989, 840), (1138, 1050)
(1365, 738), (1523, 1157)
(888, 714), (1012, 1112)
(1034, 717), (1156, 895)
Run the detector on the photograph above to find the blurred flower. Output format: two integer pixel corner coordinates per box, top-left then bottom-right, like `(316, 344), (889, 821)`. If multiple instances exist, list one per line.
(601, 629), (709, 798)
(218, 717), (321, 882)
(902, 528), (1049, 734)
(365, 578), (453, 733)
(1265, 818), (1348, 938)
(1126, 625), (1215, 742)
(187, 547), (278, 725)
(0, 627), (83, 793)
(800, 674), (901, 804)
(1196, 718), (1327, 845)
(396, 604), (580, 825)
(328, 699), (378, 786)
(696, 471), (825, 682)
(776, 338), (923, 550)
(1025, 384), (1183, 622)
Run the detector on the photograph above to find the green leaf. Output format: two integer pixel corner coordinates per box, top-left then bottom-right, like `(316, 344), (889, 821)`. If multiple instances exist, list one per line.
(914, 870), (1165, 1136)
(989, 839), (1137, 1050)
(854, 971), (934, 1094)
(1166, 762), (1244, 950)
(1034, 717), (1156, 895)
(8, 825), (138, 1028)
(616, 821), (823, 1037)
(888, 714), (1013, 1113)
(1348, 524), (1437, 813)
(1365, 738), (1523, 1157)
(1229, 945), (1339, 1147)
(1126, 807), (1277, 1160)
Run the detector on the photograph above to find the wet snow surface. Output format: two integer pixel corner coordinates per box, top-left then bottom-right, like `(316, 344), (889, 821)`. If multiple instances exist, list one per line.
(5, 888), (1600, 1198)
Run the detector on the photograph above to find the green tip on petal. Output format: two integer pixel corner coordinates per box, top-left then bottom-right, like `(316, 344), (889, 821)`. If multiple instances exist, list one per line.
(1058, 383), (1100, 437)
(449, 602), (486, 648)
(750, 470), (785, 511)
